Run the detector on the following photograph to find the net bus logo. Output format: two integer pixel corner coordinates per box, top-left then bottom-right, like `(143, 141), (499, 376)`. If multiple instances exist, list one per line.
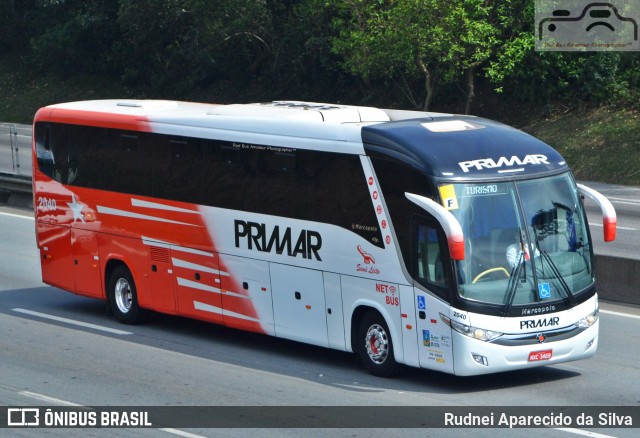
(536, 1), (640, 51)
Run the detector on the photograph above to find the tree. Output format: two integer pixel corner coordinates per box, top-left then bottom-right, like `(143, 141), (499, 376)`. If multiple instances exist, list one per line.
(327, 0), (536, 113)
(29, 0), (119, 75)
(114, 0), (274, 93)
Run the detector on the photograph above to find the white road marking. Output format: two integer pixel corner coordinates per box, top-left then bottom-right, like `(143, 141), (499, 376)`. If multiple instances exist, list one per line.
(554, 427), (620, 438)
(159, 429), (208, 438)
(600, 309), (640, 320)
(607, 197), (640, 206)
(19, 390), (83, 407)
(12, 308), (133, 335)
(589, 222), (636, 231)
(0, 211), (34, 220)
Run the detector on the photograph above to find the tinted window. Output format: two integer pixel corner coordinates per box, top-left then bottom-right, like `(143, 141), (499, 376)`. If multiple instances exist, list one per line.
(202, 142), (257, 211)
(35, 123), (54, 179)
(372, 157), (450, 297)
(315, 153), (382, 246)
(371, 157), (436, 265)
(414, 219), (447, 291)
(151, 136), (204, 203)
(69, 125), (106, 189)
(34, 122), (382, 247)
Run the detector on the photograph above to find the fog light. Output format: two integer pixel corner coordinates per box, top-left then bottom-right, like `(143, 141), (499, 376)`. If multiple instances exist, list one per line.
(585, 338), (595, 351)
(472, 353), (488, 366)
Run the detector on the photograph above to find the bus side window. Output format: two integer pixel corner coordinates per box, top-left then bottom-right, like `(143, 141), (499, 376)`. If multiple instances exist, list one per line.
(202, 142), (256, 211)
(66, 125), (99, 187)
(314, 153), (383, 247)
(414, 219), (447, 289)
(49, 123), (70, 184)
(35, 123), (55, 180)
(256, 149), (301, 218)
(151, 136), (203, 203)
(103, 130), (152, 196)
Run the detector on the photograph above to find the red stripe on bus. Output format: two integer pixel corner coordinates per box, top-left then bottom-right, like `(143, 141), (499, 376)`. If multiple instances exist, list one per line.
(44, 108), (153, 132)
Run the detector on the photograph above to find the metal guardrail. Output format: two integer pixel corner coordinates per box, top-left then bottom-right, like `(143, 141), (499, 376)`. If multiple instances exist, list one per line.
(0, 172), (31, 193)
(0, 124), (32, 208)
(0, 123), (31, 177)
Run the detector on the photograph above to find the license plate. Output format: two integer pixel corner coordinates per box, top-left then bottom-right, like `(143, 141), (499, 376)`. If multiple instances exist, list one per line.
(528, 349), (553, 362)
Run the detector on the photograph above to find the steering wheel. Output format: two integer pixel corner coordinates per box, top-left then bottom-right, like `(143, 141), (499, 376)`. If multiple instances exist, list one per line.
(472, 267), (510, 284)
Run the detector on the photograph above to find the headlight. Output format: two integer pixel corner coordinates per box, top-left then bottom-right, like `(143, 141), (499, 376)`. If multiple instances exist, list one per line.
(577, 309), (598, 328)
(440, 313), (503, 342)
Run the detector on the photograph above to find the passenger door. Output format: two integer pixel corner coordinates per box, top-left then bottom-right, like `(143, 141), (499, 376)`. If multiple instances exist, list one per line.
(411, 217), (455, 373)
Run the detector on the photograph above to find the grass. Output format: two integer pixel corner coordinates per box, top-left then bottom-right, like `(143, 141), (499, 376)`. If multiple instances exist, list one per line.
(523, 107), (640, 186)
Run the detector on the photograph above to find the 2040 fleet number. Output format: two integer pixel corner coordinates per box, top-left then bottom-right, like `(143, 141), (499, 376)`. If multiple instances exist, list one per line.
(37, 197), (57, 212)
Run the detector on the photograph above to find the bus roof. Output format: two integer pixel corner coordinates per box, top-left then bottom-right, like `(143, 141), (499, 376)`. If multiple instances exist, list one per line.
(37, 100), (567, 178)
(38, 100), (398, 153)
(362, 116), (568, 180)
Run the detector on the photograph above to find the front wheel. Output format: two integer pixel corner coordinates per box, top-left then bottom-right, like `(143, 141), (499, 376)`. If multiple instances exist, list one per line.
(108, 265), (142, 324)
(357, 311), (400, 377)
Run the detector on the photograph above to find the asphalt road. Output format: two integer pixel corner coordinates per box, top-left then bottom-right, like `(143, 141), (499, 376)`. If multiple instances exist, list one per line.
(581, 181), (640, 259)
(0, 206), (639, 437)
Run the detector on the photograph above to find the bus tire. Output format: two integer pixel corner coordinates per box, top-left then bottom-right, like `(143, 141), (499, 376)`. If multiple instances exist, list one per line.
(108, 265), (142, 324)
(357, 310), (400, 377)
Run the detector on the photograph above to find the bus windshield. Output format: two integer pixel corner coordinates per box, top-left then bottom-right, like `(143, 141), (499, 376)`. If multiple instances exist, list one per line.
(441, 173), (593, 307)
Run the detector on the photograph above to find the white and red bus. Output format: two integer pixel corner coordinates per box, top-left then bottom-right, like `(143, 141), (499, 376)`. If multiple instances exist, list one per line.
(32, 100), (616, 376)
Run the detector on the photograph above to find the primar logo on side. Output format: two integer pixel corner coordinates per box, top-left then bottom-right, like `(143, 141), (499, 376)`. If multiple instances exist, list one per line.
(234, 220), (322, 261)
(459, 154), (549, 173)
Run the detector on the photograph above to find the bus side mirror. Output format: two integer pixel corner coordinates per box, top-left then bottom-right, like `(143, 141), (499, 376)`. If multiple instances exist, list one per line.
(405, 192), (465, 261)
(577, 184), (617, 242)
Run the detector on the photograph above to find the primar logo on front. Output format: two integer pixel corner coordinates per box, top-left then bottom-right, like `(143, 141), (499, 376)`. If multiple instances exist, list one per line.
(520, 316), (560, 330)
(234, 220), (322, 261)
(459, 154), (549, 173)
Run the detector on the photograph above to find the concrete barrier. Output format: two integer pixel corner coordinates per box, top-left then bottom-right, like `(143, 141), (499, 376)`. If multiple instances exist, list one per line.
(595, 255), (640, 306)
(0, 172), (33, 209)
(0, 173), (637, 306)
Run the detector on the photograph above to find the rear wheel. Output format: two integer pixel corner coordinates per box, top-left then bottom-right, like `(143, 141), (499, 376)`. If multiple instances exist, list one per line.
(357, 311), (400, 377)
(108, 265), (142, 324)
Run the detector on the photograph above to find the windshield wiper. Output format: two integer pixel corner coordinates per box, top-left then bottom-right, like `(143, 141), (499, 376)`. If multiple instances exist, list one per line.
(503, 251), (525, 314)
(539, 251), (575, 305)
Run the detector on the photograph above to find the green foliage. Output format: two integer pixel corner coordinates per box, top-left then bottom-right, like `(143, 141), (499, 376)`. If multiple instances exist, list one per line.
(115, 0), (274, 93)
(525, 108), (640, 185)
(326, 0), (537, 112)
(0, 0), (639, 113)
(29, 1), (120, 75)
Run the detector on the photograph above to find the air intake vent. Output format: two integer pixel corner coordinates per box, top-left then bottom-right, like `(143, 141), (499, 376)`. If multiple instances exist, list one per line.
(150, 246), (171, 263)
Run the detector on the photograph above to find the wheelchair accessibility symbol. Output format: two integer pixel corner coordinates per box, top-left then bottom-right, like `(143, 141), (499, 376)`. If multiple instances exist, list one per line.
(538, 283), (551, 299)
